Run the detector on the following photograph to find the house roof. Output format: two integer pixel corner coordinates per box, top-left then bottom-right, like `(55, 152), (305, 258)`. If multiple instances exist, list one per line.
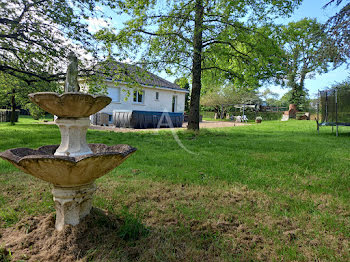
(101, 61), (189, 93)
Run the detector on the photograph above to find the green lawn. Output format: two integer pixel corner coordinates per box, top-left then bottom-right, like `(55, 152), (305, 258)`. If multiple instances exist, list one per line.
(0, 116), (349, 261)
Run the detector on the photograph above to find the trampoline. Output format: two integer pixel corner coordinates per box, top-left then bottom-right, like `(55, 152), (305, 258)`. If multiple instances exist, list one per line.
(317, 88), (350, 136)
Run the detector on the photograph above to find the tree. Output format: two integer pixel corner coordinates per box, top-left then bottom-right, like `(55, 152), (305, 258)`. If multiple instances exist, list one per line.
(260, 88), (279, 105)
(200, 25), (285, 91)
(105, 0), (302, 130)
(278, 18), (341, 108)
(0, 73), (22, 125)
(323, 0), (350, 62)
(201, 85), (260, 118)
(330, 77), (350, 89)
(279, 89), (310, 111)
(0, 0), (116, 83)
(0, 72), (59, 124)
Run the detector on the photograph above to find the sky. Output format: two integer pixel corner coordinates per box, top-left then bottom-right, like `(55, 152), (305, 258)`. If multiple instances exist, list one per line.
(87, 0), (349, 99)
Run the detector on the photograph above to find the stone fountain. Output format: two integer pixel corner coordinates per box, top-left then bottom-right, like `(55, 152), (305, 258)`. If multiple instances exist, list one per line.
(0, 52), (136, 231)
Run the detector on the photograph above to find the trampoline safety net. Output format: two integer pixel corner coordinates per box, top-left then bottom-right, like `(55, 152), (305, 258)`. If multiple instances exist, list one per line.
(319, 88), (350, 126)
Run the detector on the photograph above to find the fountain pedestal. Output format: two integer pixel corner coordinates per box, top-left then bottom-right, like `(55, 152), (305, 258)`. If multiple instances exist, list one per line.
(54, 117), (92, 157)
(52, 183), (96, 231)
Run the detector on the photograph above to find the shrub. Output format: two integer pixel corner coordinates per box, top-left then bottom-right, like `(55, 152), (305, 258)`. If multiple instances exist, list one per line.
(25, 103), (45, 120)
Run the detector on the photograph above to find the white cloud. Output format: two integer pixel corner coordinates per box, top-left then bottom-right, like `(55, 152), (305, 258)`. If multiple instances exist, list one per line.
(87, 17), (110, 33)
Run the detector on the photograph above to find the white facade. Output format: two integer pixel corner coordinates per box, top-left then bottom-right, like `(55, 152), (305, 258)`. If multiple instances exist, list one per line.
(99, 82), (188, 114)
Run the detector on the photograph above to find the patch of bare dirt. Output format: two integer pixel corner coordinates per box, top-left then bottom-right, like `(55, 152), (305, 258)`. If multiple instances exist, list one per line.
(0, 208), (122, 262)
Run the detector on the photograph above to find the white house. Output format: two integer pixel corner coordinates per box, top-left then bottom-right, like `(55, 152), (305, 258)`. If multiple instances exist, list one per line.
(90, 62), (189, 128)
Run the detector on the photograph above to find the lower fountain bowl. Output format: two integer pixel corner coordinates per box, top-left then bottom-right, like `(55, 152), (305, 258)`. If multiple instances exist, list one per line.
(0, 144), (136, 187)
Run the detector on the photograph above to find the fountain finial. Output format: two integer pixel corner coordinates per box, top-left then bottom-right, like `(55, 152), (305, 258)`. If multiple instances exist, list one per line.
(64, 51), (80, 92)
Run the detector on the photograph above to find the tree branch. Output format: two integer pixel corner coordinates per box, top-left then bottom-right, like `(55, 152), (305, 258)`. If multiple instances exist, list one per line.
(202, 40), (251, 61)
(136, 29), (192, 44)
(201, 66), (241, 79)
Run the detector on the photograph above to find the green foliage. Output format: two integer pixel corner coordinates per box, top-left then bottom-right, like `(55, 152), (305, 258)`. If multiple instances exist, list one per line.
(260, 88), (279, 101)
(330, 77), (350, 89)
(0, 246), (12, 262)
(278, 18), (342, 106)
(0, 72), (59, 125)
(201, 86), (261, 118)
(323, 0), (350, 62)
(112, 0), (302, 75)
(174, 77), (190, 90)
(0, 0), (118, 82)
(0, 73), (60, 108)
(201, 24), (285, 90)
(175, 77), (190, 112)
(280, 90), (311, 111)
(0, 73), (21, 107)
(24, 103), (45, 120)
(202, 110), (284, 121)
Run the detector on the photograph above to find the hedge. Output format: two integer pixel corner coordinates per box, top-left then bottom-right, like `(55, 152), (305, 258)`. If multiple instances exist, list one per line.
(201, 111), (283, 121)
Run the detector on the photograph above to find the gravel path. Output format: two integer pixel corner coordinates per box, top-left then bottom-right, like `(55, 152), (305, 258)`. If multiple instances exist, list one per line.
(88, 120), (248, 133)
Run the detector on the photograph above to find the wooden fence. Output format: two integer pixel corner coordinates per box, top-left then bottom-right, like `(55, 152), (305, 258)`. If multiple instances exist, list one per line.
(0, 110), (19, 122)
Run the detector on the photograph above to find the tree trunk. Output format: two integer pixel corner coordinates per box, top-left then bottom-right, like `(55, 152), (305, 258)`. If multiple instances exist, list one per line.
(10, 88), (16, 125)
(187, 0), (203, 131)
(293, 68), (307, 108)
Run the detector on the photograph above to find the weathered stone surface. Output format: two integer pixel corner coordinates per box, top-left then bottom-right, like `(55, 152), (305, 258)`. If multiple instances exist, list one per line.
(55, 117), (92, 157)
(52, 183), (96, 231)
(64, 52), (80, 93)
(0, 144), (136, 187)
(28, 92), (112, 118)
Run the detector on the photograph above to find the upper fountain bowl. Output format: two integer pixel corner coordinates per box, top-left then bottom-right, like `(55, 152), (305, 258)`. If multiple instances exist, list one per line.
(28, 92), (112, 118)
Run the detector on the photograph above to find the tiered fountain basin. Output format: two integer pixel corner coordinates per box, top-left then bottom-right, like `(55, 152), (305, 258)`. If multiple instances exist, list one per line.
(28, 92), (112, 118)
(0, 92), (137, 231)
(0, 144), (136, 187)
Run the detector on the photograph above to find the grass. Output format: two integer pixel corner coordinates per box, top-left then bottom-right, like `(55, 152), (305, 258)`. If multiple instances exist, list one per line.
(0, 116), (349, 261)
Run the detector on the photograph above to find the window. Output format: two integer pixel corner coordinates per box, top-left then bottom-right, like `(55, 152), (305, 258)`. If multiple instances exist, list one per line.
(107, 87), (120, 102)
(133, 90), (144, 103)
(155, 92), (159, 100)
